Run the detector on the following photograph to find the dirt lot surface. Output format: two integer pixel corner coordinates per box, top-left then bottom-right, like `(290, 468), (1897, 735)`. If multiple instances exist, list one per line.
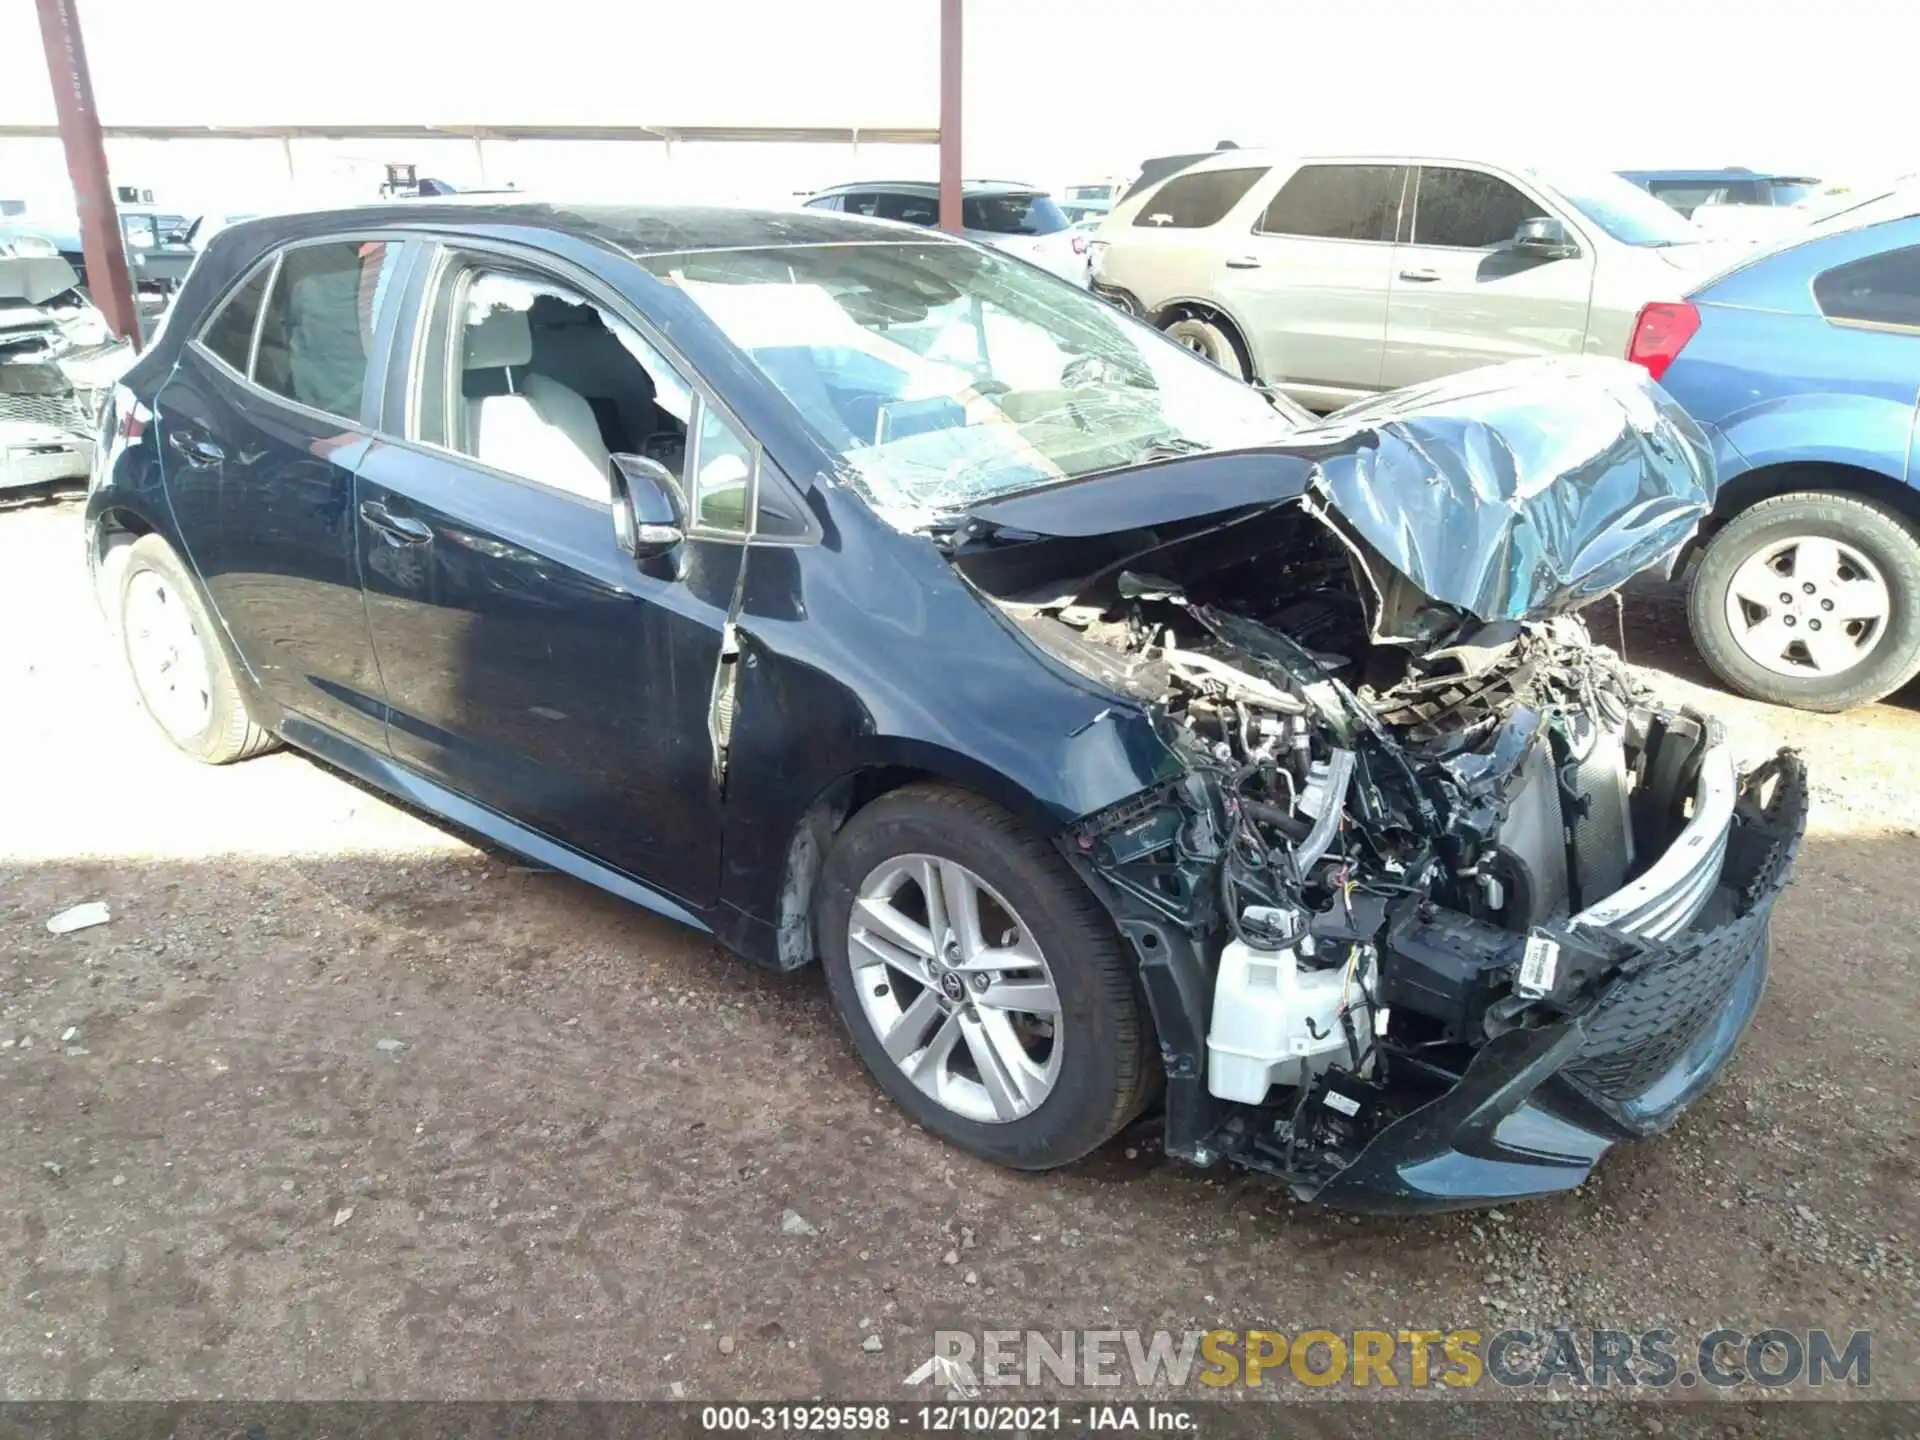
(2, 493), (1916, 1414)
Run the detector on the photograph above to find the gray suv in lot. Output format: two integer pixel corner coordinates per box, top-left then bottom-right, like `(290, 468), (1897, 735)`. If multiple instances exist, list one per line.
(1091, 152), (1739, 411)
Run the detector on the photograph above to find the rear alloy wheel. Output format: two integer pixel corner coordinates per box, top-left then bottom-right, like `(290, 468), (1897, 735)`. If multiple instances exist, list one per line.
(1688, 492), (1920, 711)
(1162, 316), (1247, 380)
(118, 535), (278, 763)
(817, 785), (1154, 1169)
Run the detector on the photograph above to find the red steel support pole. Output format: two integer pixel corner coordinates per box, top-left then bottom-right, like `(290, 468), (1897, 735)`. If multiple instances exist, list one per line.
(34, 0), (140, 348)
(938, 0), (963, 233)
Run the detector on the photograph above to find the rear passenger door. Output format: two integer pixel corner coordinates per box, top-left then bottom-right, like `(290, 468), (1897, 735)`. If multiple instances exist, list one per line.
(155, 237), (408, 749)
(1098, 164), (1270, 323)
(352, 246), (759, 908)
(1378, 164), (1595, 390)
(1213, 163), (1406, 410)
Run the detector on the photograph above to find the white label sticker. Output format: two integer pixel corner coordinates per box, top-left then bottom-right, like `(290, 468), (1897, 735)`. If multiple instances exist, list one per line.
(1323, 1090), (1361, 1117)
(1517, 934), (1561, 998)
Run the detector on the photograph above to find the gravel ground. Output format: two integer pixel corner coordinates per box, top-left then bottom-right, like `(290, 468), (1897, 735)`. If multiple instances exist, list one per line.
(1, 492), (1915, 1411)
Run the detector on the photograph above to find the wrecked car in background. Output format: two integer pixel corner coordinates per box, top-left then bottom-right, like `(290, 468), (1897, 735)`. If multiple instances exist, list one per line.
(1, 246), (131, 490)
(89, 203), (1803, 1215)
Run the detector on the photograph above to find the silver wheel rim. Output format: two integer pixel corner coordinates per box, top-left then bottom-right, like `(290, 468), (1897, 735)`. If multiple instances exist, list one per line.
(1724, 534), (1892, 679)
(125, 570), (214, 740)
(1174, 327), (1218, 364)
(847, 854), (1062, 1125)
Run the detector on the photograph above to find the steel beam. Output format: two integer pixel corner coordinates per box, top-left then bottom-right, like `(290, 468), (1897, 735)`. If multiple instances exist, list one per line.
(938, 0), (963, 232)
(33, 0), (140, 347)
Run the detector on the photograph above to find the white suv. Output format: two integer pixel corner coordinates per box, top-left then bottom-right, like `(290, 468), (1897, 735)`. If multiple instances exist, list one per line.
(1091, 152), (1738, 411)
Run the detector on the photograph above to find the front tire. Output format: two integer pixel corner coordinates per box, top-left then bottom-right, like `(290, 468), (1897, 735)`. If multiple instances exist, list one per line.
(118, 534), (278, 763)
(1688, 492), (1920, 712)
(1162, 316), (1247, 380)
(816, 785), (1154, 1170)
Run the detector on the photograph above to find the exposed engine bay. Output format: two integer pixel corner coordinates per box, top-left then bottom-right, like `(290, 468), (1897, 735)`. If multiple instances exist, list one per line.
(944, 361), (1806, 1205)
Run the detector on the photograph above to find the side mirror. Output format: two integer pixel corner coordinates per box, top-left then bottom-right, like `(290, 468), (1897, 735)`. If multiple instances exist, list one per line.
(1513, 216), (1579, 259)
(609, 453), (686, 558)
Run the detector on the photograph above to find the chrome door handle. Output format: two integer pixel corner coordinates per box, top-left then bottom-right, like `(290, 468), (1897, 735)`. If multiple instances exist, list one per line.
(1398, 267), (1442, 282)
(166, 430), (224, 465)
(1224, 255), (1261, 269)
(358, 499), (434, 546)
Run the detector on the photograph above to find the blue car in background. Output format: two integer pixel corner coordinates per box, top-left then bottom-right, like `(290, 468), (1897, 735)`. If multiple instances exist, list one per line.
(1639, 206), (1920, 710)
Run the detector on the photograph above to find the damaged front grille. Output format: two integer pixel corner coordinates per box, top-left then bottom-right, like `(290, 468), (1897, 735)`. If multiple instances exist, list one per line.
(0, 389), (91, 435)
(1566, 752), (1806, 1101)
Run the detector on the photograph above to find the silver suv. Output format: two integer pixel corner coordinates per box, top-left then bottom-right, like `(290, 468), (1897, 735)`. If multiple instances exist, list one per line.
(1091, 152), (1739, 411)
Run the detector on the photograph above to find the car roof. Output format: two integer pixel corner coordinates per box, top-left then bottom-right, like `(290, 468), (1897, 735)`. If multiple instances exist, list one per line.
(1140, 149), (1548, 175)
(806, 180), (1044, 199)
(210, 197), (952, 258)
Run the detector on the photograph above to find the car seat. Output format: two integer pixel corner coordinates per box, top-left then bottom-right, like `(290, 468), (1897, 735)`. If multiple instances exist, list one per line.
(462, 306), (610, 502)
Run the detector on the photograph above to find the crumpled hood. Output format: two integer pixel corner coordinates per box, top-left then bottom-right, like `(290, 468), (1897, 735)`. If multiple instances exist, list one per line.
(960, 355), (1716, 624)
(1305, 356), (1716, 620)
(0, 255), (82, 306)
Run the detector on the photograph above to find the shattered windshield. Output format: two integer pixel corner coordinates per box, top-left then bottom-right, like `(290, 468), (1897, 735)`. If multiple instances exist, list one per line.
(638, 241), (1292, 523)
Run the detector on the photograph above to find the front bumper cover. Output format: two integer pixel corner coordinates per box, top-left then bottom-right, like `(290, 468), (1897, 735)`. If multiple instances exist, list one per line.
(1293, 750), (1807, 1214)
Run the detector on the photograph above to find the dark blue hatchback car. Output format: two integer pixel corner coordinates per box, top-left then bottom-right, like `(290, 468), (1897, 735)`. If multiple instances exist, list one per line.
(86, 201), (1804, 1211)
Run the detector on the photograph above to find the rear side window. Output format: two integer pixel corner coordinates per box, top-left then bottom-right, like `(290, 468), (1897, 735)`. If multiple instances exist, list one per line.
(964, 193), (1068, 235)
(1813, 246), (1920, 330)
(252, 240), (400, 422)
(838, 192), (884, 217)
(874, 191), (938, 226)
(1650, 180), (1760, 215)
(1132, 167), (1269, 229)
(1412, 167), (1548, 248)
(198, 264), (271, 373)
(1257, 165), (1404, 242)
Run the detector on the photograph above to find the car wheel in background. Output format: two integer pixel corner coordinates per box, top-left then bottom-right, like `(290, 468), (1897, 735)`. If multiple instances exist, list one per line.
(118, 534), (279, 763)
(1688, 492), (1920, 712)
(816, 785), (1155, 1170)
(1162, 316), (1246, 380)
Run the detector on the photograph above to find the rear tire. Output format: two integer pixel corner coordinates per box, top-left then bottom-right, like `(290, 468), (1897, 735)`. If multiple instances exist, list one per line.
(816, 785), (1154, 1170)
(1162, 316), (1247, 380)
(1687, 492), (1920, 712)
(118, 534), (278, 763)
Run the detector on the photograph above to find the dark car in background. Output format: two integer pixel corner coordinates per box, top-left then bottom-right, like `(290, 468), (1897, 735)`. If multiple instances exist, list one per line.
(1643, 207), (1920, 711)
(802, 180), (1088, 286)
(86, 200), (1803, 1211)
(25, 207), (198, 294)
(1619, 168), (1823, 219)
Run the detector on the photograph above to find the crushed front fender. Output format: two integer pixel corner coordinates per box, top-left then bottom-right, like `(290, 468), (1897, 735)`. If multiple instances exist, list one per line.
(1258, 749), (1807, 1214)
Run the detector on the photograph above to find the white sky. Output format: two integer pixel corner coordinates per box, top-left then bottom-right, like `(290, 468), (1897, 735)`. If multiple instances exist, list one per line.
(0, 0), (1907, 212)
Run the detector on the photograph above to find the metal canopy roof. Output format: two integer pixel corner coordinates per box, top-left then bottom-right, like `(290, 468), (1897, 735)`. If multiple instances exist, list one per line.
(0, 123), (938, 144)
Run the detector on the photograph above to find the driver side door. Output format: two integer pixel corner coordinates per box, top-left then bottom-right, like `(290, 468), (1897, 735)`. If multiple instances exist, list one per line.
(354, 245), (756, 907)
(1379, 164), (1596, 389)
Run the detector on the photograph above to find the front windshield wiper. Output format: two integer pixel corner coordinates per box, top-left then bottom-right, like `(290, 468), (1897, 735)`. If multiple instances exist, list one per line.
(1137, 438), (1210, 462)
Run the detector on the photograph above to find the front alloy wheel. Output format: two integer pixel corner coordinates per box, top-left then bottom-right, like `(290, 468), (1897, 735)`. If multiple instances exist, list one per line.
(848, 854), (1063, 1124)
(817, 785), (1155, 1169)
